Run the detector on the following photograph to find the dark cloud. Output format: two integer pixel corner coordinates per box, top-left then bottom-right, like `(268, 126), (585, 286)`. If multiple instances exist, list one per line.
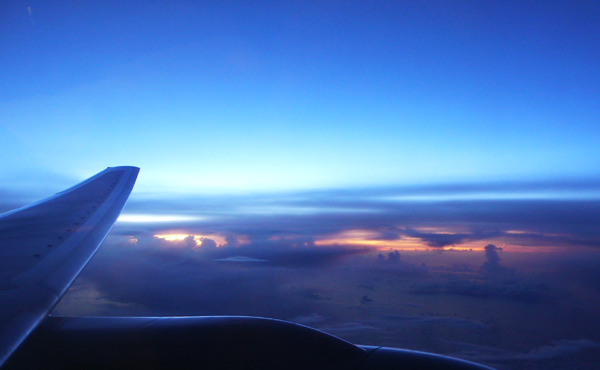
(318, 314), (493, 354)
(116, 231), (367, 269)
(484, 244), (502, 263)
(209, 240), (367, 268)
(290, 313), (326, 325)
(445, 278), (546, 302)
(294, 287), (329, 301)
(318, 314), (600, 369)
(408, 276), (547, 303)
(506, 340), (600, 362)
(79, 248), (308, 318)
(407, 244), (546, 302)
(409, 281), (444, 295)
(480, 244), (509, 274)
(66, 232), (368, 318)
(454, 340), (600, 370)
(0, 170), (78, 209)
(554, 253), (600, 294)
(377, 249), (400, 263)
(401, 228), (471, 248)
(383, 314), (491, 331)
(0, 192), (25, 214)
(397, 228), (504, 248)
(54, 235), (600, 369)
(373, 251), (429, 277)
(198, 237), (217, 250)
(360, 295), (373, 304)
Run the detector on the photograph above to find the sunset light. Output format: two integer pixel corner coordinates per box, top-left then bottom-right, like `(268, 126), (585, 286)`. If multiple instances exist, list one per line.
(153, 233), (227, 246)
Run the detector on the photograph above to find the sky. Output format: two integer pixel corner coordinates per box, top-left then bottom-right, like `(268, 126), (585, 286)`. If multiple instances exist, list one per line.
(1, 0), (600, 191)
(2, 1), (600, 369)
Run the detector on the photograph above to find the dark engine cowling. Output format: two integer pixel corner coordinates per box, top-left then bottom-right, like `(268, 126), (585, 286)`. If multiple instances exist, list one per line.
(4, 316), (493, 370)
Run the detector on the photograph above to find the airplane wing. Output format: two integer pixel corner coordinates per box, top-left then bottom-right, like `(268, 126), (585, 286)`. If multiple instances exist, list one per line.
(0, 166), (139, 367)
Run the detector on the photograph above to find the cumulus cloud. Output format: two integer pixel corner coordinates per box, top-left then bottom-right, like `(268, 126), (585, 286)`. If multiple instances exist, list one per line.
(198, 237), (217, 250)
(124, 231), (367, 268)
(480, 244), (510, 274)
(378, 249), (400, 263)
(484, 244), (502, 264)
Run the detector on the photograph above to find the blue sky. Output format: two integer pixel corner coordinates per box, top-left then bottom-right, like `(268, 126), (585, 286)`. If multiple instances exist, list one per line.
(1, 0), (599, 193)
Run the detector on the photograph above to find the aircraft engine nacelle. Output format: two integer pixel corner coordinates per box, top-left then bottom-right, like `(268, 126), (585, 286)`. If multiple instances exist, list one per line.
(4, 316), (493, 370)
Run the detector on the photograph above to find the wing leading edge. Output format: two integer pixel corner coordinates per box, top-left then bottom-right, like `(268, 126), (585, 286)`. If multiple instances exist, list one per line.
(0, 166), (139, 366)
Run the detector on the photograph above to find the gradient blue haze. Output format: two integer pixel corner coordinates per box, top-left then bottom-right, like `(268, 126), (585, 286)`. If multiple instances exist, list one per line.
(1, 0), (599, 193)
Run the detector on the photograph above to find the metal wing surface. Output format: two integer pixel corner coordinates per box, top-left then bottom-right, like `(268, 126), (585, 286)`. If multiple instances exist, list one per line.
(0, 166), (139, 366)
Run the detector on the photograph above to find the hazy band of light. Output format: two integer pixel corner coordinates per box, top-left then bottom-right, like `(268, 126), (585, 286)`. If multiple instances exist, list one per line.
(380, 190), (600, 202)
(117, 214), (205, 223)
(235, 206), (377, 215)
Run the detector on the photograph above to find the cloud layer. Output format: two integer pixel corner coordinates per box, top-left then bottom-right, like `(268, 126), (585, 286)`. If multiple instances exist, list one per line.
(4, 181), (600, 369)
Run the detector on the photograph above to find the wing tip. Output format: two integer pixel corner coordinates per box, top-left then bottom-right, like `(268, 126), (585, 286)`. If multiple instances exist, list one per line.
(105, 166), (140, 171)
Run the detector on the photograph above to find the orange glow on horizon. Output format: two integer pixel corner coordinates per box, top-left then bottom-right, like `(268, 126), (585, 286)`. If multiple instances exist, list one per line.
(149, 229), (576, 254)
(153, 233), (228, 247)
(315, 229), (427, 250)
(312, 228), (565, 253)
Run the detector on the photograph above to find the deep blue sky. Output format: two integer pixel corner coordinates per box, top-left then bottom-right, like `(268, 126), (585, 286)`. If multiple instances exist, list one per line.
(1, 0), (599, 192)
